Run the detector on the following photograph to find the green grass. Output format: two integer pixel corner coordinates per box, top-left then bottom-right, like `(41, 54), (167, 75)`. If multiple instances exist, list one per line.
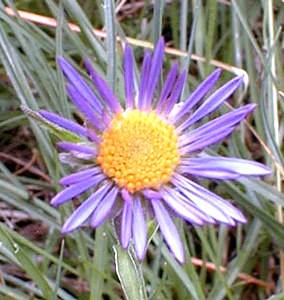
(0, 0), (283, 299)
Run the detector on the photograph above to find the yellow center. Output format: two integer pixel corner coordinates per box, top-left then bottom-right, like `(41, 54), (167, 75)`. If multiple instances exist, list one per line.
(97, 110), (180, 193)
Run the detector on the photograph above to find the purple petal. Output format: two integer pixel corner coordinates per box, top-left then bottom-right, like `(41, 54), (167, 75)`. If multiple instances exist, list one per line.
(151, 199), (185, 263)
(173, 174), (245, 223)
(163, 70), (187, 115)
(138, 51), (152, 110)
(69, 152), (95, 161)
(51, 174), (105, 207)
(180, 126), (235, 154)
(173, 68), (222, 123)
(143, 189), (163, 200)
(90, 186), (119, 227)
(156, 63), (179, 113)
(178, 75), (244, 132)
(179, 164), (239, 179)
(219, 202), (246, 223)
(84, 59), (121, 114)
(145, 187), (215, 224)
(57, 57), (102, 113)
(120, 190), (133, 248)
(57, 142), (96, 155)
(132, 197), (147, 260)
(87, 129), (101, 144)
(59, 167), (101, 186)
(124, 44), (135, 109)
(39, 110), (87, 137)
(66, 84), (105, 131)
(179, 104), (256, 147)
(160, 186), (206, 225)
(61, 182), (111, 234)
(188, 176), (246, 223)
(143, 38), (165, 110)
(172, 176), (234, 225)
(180, 156), (271, 179)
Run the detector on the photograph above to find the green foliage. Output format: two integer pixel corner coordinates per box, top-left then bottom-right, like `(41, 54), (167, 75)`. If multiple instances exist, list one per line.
(0, 0), (283, 299)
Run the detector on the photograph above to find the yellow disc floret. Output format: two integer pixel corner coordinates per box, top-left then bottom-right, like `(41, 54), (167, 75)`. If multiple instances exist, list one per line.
(97, 110), (180, 193)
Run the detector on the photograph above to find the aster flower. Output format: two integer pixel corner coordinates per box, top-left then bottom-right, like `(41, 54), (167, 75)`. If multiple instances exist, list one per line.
(39, 38), (270, 263)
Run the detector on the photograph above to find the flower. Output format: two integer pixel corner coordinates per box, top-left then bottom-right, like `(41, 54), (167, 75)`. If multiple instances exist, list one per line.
(39, 38), (270, 263)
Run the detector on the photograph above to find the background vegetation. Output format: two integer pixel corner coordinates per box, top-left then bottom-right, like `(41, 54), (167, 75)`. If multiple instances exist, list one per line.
(0, 0), (283, 299)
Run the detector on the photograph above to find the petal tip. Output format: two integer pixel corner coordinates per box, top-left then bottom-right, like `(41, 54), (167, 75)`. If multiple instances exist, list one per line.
(83, 59), (95, 76)
(56, 142), (70, 152)
(120, 240), (130, 250)
(244, 103), (257, 115)
(172, 245), (185, 264)
(157, 36), (165, 45)
(124, 43), (131, 52)
(237, 214), (247, 224)
(176, 253), (185, 264)
(56, 56), (65, 65)
(261, 167), (272, 176)
(38, 109), (49, 117)
(58, 179), (66, 186)
(135, 248), (146, 261)
(213, 68), (222, 77)
(235, 74), (245, 84)
(61, 225), (72, 235)
(57, 56), (69, 72)
(50, 198), (60, 208)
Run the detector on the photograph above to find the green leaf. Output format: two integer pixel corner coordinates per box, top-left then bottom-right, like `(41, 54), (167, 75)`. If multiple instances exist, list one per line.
(154, 236), (201, 300)
(113, 245), (147, 300)
(0, 223), (53, 299)
(104, 0), (117, 90)
(0, 179), (28, 199)
(90, 225), (109, 300)
(225, 181), (284, 250)
(240, 178), (284, 206)
(267, 294), (284, 300)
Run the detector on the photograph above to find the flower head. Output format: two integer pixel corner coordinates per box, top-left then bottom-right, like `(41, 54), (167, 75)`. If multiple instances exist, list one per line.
(97, 109), (180, 192)
(40, 38), (270, 263)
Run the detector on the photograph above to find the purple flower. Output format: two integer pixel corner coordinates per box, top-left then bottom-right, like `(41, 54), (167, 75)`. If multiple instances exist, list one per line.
(41, 38), (270, 263)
